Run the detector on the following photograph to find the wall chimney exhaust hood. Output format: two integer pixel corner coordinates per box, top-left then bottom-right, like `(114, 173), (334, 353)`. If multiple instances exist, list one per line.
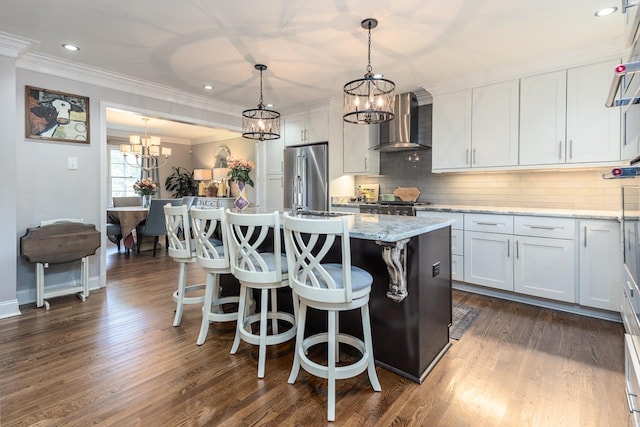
(370, 92), (430, 151)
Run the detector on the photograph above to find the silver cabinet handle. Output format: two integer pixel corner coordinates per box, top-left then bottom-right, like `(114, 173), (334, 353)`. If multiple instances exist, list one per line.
(529, 225), (556, 230)
(559, 141), (562, 159)
(507, 239), (510, 258)
(281, 160), (283, 172)
(569, 140), (573, 159)
(516, 240), (519, 259)
(629, 282), (635, 298)
(476, 222), (499, 226)
(364, 157), (368, 170)
(473, 148), (477, 164)
(300, 129), (304, 141)
(584, 226), (587, 247)
(280, 176), (284, 187)
(465, 149), (469, 164)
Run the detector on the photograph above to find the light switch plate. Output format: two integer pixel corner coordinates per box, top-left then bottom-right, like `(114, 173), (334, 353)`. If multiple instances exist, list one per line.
(67, 157), (78, 170)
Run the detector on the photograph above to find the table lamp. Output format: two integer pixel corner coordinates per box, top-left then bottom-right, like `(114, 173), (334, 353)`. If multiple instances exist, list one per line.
(213, 167), (230, 197)
(194, 168), (212, 196)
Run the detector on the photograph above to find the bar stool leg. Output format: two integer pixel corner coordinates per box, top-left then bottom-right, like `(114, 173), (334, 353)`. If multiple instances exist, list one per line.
(197, 273), (215, 345)
(173, 262), (187, 326)
(258, 288), (269, 378)
(327, 310), (337, 422)
(231, 285), (248, 355)
(288, 301), (306, 384)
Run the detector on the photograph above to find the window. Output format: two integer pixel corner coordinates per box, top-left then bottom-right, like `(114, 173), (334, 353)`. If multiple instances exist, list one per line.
(109, 147), (140, 198)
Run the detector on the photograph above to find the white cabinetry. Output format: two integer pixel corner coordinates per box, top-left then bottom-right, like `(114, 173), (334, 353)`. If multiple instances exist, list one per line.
(566, 60), (620, 163)
(285, 108), (329, 146)
(579, 220), (621, 310)
(432, 90), (472, 170)
(264, 175), (284, 211)
(519, 70), (567, 165)
(471, 80), (520, 167)
(512, 216), (576, 305)
(343, 123), (379, 174)
(464, 214), (514, 290)
(265, 137), (284, 175)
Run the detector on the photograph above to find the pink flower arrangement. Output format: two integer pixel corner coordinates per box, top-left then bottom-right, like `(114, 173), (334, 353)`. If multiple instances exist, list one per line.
(226, 156), (255, 187)
(133, 177), (157, 196)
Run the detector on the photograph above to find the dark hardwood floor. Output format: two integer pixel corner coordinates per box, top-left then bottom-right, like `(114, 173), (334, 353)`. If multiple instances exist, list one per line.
(0, 244), (628, 426)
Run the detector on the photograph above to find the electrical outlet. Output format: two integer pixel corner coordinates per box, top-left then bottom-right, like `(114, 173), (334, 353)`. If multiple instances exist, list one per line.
(432, 262), (440, 277)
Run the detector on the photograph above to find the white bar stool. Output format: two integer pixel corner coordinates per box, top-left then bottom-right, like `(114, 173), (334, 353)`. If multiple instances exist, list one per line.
(226, 210), (296, 378)
(190, 207), (240, 345)
(282, 212), (381, 422)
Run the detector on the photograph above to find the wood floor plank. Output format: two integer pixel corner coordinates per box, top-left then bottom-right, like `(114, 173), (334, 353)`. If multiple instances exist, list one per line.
(0, 247), (628, 426)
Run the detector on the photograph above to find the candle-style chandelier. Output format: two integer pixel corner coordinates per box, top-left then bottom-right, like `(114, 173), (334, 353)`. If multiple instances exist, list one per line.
(119, 117), (171, 171)
(343, 18), (396, 125)
(242, 64), (281, 141)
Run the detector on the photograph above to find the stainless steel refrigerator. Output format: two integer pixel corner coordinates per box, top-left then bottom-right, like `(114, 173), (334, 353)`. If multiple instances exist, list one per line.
(283, 142), (329, 211)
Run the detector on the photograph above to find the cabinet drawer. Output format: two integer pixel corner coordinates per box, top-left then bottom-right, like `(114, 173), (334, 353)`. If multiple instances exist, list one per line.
(451, 229), (463, 255)
(465, 214), (513, 234)
(417, 211), (464, 230)
(514, 216), (575, 239)
(625, 334), (640, 422)
(452, 254), (464, 282)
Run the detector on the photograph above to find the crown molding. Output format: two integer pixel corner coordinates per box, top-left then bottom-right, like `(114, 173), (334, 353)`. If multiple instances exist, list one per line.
(15, 52), (245, 116)
(0, 31), (37, 58)
(423, 39), (627, 96)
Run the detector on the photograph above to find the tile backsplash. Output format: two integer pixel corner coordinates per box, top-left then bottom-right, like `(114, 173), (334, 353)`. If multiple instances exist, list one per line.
(354, 150), (623, 211)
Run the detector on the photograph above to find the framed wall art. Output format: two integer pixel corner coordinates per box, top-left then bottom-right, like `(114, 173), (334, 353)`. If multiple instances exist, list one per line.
(26, 86), (90, 144)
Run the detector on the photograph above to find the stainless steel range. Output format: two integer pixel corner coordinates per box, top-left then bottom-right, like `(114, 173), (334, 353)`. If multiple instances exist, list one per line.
(358, 201), (427, 216)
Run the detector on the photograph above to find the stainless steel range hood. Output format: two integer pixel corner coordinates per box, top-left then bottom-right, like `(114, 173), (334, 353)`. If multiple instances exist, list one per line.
(371, 92), (430, 151)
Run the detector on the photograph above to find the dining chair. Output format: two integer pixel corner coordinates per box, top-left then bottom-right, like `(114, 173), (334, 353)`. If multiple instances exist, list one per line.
(190, 207), (240, 345)
(226, 210), (296, 378)
(181, 196), (198, 211)
(137, 199), (182, 256)
(113, 196), (143, 207)
(282, 212), (380, 422)
(105, 222), (124, 252)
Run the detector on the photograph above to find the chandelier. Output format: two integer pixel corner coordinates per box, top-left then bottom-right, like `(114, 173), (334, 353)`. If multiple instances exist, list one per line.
(242, 64), (281, 141)
(343, 18), (396, 125)
(119, 117), (171, 171)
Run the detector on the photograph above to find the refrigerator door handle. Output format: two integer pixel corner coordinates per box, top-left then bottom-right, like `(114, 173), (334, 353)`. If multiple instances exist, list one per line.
(297, 154), (307, 209)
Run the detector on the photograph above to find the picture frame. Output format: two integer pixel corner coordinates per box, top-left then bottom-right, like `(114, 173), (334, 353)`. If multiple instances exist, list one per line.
(25, 86), (90, 144)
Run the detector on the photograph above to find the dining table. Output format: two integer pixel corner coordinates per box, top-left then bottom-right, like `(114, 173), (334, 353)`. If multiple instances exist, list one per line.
(106, 206), (148, 249)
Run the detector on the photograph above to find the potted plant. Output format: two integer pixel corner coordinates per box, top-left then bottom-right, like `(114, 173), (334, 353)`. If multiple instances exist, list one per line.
(165, 166), (198, 198)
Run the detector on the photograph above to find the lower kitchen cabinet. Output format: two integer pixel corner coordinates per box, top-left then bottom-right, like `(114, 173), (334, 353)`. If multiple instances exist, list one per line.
(464, 231), (514, 291)
(579, 220), (621, 311)
(514, 235), (576, 303)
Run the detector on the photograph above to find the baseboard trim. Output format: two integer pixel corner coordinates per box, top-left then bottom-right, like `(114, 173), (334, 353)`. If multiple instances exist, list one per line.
(0, 299), (21, 319)
(16, 276), (103, 306)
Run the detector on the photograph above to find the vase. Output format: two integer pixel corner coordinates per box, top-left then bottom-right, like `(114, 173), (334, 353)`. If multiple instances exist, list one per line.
(142, 194), (152, 208)
(233, 181), (249, 211)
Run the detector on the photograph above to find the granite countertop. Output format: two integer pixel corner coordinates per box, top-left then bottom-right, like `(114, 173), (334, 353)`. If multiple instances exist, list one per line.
(234, 207), (454, 242)
(331, 202), (620, 220)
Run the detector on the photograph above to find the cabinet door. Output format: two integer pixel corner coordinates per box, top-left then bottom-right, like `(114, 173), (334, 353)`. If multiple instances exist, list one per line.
(472, 80), (520, 167)
(579, 220), (621, 311)
(514, 236), (576, 303)
(343, 123), (379, 174)
(452, 254), (464, 282)
(266, 137), (284, 175)
(432, 89), (472, 170)
(519, 71), (567, 165)
(464, 231), (514, 291)
(264, 174), (284, 211)
(285, 114), (306, 146)
(306, 108), (329, 143)
(566, 60), (621, 163)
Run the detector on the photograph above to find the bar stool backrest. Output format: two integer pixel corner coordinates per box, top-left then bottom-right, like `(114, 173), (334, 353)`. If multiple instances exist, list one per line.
(164, 203), (194, 260)
(190, 207), (229, 270)
(282, 213), (353, 304)
(226, 210), (284, 285)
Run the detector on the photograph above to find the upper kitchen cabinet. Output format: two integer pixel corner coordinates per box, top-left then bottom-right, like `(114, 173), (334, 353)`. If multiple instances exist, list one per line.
(343, 123), (379, 174)
(284, 108), (329, 146)
(566, 60), (620, 164)
(471, 79), (519, 168)
(265, 137), (284, 175)
(432, 89), (472, 170)
(520, 60), (620, 166)
(519, 70), (567, 165)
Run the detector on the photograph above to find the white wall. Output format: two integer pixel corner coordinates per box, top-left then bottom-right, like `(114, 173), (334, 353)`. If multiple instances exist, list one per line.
(7, 62), (242, 310)
(0, 56), (19, 317)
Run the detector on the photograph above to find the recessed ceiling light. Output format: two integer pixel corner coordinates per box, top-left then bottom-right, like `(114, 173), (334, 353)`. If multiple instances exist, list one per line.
(203, 84), (213, 90)
(595, 6), (617, 17)
(62, 43), (80, 51)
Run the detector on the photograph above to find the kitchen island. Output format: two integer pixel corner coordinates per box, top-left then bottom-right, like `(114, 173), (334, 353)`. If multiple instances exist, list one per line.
(229, 209), (454, 383)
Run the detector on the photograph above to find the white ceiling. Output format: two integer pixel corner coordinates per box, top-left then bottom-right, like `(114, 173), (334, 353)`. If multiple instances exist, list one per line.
(0, 0), (627, 137)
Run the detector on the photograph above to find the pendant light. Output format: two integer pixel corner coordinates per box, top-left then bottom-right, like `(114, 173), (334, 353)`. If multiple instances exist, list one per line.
(343, 18), (395, 125)
(242, 64), (281, 141)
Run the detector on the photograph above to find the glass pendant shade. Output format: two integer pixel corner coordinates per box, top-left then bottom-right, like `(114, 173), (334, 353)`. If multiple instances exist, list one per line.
(242, 64), (281, 141)
(343, 18), (395, 125)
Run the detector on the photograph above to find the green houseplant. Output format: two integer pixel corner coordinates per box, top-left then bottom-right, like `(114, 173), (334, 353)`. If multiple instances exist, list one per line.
(165, 166), (198, 198)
